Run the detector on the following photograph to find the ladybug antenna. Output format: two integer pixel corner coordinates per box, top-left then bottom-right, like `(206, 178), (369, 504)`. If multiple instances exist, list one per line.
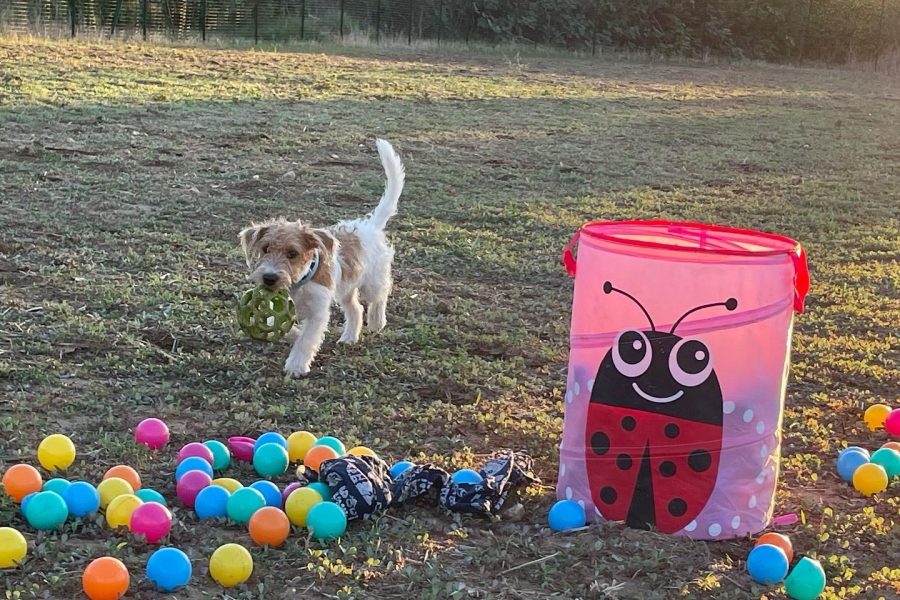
(670, 298), (738, 333)
(603, 281), (655, 331)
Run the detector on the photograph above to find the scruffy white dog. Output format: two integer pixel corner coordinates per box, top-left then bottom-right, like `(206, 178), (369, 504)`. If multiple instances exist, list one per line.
(239, 139), (405, 376)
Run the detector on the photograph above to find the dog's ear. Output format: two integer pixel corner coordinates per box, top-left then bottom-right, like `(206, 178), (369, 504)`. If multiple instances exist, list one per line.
(312, 229), (337, 255)
(239, 224), (269, 266)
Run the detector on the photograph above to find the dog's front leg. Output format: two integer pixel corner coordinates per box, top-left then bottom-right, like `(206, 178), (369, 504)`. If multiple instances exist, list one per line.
(284, 283), (332, 377)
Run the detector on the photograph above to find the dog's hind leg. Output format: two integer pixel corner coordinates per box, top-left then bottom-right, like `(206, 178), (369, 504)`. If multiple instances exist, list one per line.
(338, 288), (363, 344)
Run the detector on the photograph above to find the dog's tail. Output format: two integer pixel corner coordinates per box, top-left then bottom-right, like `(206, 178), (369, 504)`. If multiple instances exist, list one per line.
(367, 138), (405, 230)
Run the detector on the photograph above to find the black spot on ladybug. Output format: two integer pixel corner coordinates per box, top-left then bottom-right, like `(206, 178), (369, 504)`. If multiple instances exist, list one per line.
(688, 449), (712, 472)
(664, 423), (680, 438)
(591, 432), (610, 455)
(621, 416), (636, 431)
(659, 461), (676, 477)
(668, 498), (687, 517)
(600, 486), (617, 504)
(616, 454), (632, 470)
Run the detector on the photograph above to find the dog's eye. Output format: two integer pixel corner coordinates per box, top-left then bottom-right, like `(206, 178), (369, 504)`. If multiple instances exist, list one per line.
(287, 250), (299, 260)
(261, 244), (270, 254)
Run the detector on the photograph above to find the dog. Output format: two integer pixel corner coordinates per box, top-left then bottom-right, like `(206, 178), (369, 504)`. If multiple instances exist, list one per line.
(239, 139), (405, 376)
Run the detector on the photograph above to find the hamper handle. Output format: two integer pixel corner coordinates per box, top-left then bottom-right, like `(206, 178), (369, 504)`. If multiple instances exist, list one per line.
(792, 245), (810, 314)
(562, 230), (580, 277)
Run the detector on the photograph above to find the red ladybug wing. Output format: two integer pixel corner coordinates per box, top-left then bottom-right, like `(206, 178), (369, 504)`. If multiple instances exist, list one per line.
(584, 403), (646, 522)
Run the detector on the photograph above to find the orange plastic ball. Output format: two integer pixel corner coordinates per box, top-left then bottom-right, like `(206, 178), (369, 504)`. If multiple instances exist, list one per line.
(2, 464), (43, 503)
(248, 506), (291, 547)
(82, 556), (129, 600)
(303, 445), (339, 473)
(883, 441), (900, 453)
(103, 466), (142, 491)
(755, 532), (793, 562)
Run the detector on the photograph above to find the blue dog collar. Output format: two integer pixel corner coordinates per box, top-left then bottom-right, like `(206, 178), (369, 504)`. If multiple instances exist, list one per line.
(290, 250), (320, 292)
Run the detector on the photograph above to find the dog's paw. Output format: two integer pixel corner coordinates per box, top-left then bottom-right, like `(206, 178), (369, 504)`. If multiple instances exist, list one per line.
(337, 333), (359, 345)
(284, 360), (311, 377)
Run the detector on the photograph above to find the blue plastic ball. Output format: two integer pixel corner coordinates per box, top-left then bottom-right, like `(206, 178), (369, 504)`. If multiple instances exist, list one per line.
(451, 469), (483, 485)
(193, 485), (230, 520)
(43, 478), (71, 496)
(203, 440), (231, 471)
(20, 492), (36, 516)
(306, 501), (348, 540)
(314, 436), (347, 456)
(250, 480), (283, 508)
(390, 461), (414, 478)
(254, 432), (288, 452)
(136, 488), (167, 506)
(836, 450), (870, 482)
(146, 547), (192, 592)
(548, 499), (586, 532)
(253, 442), (289, 477)
(307, 481), (331, 501)
(176, 456), (214, 480)
(24, 491), (68, 530)
(62, 481), (101, 518)
(746, 544), (789, 585)
(838, 446), (870, 460)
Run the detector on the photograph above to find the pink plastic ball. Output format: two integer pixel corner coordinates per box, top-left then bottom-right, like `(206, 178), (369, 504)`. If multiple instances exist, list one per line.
(176, 470), (211, 508)
(282, 482), (303, 504)
(177, 442), (214, 465)
(135, 418), (170, 450)
(129, 502), (172, 543)
(885, 409), (900, 437)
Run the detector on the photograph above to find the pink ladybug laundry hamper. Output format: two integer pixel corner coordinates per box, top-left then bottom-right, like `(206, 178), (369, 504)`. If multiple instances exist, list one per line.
(558, 220), (809, 540)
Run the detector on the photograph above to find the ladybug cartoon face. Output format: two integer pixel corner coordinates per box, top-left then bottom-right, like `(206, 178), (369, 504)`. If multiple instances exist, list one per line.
(585, 282), (737, 533)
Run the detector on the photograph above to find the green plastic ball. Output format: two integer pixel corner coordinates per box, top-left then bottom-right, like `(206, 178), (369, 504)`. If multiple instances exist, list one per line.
(307, 482), (331, 501)
(237, 286), (296, 343)
(784, 557), (826, 600)
(253, 443), (289, 478)
(225, 488), (266, 524)
(24, 491), (68, 530)
(870, 447), (900, 479)
(306, 501), (347, 540)
(43, 478), (71, 496)
(204, 440), (232, 471)
(314, 436), (346, 456)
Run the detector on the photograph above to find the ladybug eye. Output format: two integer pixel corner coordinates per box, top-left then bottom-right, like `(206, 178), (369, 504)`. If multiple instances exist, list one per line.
(669, 338), (713, 387)
(612, 330), (652, 378)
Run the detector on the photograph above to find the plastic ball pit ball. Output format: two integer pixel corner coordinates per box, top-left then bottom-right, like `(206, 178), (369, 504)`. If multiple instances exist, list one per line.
(282, 482), (303, 504)
(307, 501), (348, 540)
(82, 557), (129, 600)
(176, 470), (212, 508)
(784, 556), (827, 600)
(130, 502), (172, 543)
(852, 463), (888, 496)
(307, 481), (331, 501)
(548, 499), (587, 532)
(43, 478), (71, 496)
(255, 432), (288, 452)
(135, 418), (169, 450)
(451, 469), (484, 485)
(304, 445), (339, 473)
(755, 532), (794, 562)
(285, 487), (323, 526)
(885, 408), (900, 436)
(63, 481), (101, 518)
(250, 480), (283, 508)
(883, 441), (900, 453)
(106, 494), (144, 529)
(211, 477), (243, 493)
(3, 464), (43, 503)
(836, 450), (869, 482)
(248, 506), (291, 547)
(146, 547), (192, 593)
(103, 465), (142, 491)
(135, 488), (167, 506)
(314, 436), (346, 456)
(97, 477), (134, 509)
(237, 286), (296, 343)
(177, 442), (215, 465)
(870, 447), (900, 479)
(348, 446), (378, 458)
(176, 456), (215, 480)
(389, 461), (414, 479)
(0, 527), (28, 569)
(287, 431), (317, 462)
(228, 437), (256, 462)
(20, 493), (35, 516)
(227, 487), (267, 524)
(838, 446), (869, 459)
(24, 491), (69, 531)
(209, 543), (253, 588)
(746, 544), (790, 585)
(37, 434), (76, 471)
(195, 485), (231, 520)
(203, 440), (231, 470)
(253, 443), (290, 477)
(864, 404), (892, 431)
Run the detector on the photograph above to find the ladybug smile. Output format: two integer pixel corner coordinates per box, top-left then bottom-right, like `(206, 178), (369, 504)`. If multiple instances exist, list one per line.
(632, 383), (684, 403)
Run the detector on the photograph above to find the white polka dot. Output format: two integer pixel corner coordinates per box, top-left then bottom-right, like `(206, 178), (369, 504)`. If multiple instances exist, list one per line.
(755, 472), (766, 484)
(743, 409), (754, 423)
(684, 520), (697, 532)
(573, 382), (580, 396)
(756, 421), (765, 435)
(577, 500), (585, 509)
(708, 523), (722, 537)
(565, 391), (573, 404)
(560, 463), (566, 476)
(587, 379), (595, 391)
(760, 444), (768, 459)
(749, 495), (757, 508)
(565, 487), (573, 500)
(723, 401), (735, 414)
(731, 516), (741, 529)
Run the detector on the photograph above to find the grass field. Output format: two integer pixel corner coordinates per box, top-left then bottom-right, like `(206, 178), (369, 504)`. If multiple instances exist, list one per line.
(0, 37), (898, 599)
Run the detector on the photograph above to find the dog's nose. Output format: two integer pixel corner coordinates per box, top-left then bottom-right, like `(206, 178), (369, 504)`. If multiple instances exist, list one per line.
(262, 273), (279, 287)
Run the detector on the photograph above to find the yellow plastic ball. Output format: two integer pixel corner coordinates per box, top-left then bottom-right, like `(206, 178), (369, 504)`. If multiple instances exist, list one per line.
(347, 446), (378, 459)
(0, 527), (27, 569)
(106, 494), (144, 529)
(37, 434), (76, 471)
(852, 463), (889, 496)
(209, 543), (253, 587)
(211, 478), (243, 493)
(97, 477), (134, 509)
(864, 404), (892, 431)
(287, 431), (317, 463)
(284, 487), (323, 526)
